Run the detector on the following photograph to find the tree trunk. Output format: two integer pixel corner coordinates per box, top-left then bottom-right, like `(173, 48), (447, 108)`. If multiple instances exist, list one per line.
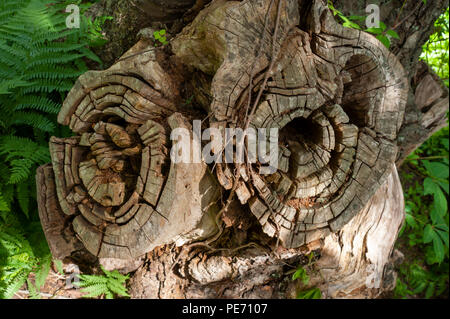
(36, 0), (449, 299)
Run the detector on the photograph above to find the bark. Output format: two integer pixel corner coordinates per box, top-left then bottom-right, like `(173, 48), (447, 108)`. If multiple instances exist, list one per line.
(127, 164), (404, 299)
(330, 0), (449, 164)
(36, 0), (449, 298)
(86, 0), (212, 67)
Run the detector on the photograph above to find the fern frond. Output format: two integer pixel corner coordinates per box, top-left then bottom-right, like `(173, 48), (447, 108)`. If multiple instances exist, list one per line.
(0, 136), (50, 183)
(8, 159), (34, 185)
(26, 53), (85, 68)
(107, 280), (130, 297)
(24, 66), (84, 81)
(0, 193), (10, 212)
(0, 0), (111, 300)
(0, 31), (34, 50)
(34, 255), (51, 290)
(108, 269), (130, 281)
(10, 111), (56, 132)
(77, 267), (130, 299)
(2, 271), (28, 299)
(0, 210), (38, 299)
(19, 79), (75, 94)
(27, 278), (41, 299)
(0, 42), (26, 69)
(13, 96), (60, 114)
(0, 183), (14, 208)
(0, 79), (32, 95)
(78, 274), (108, 286)
(32, 28), (84, 46)
(16, 182), (30, 218)
(30, 42), (87, 56)
(79, 283), (109, 298)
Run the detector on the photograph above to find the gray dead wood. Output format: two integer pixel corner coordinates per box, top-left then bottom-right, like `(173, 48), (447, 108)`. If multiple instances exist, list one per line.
(36, 0), (447, 299)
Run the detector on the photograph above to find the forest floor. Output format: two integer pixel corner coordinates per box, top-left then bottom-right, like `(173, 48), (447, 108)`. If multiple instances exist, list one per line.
(13, 266), (84, 299)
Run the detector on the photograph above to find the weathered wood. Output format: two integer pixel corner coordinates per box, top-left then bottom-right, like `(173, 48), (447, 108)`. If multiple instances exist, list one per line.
(128, 165), (404, 298)
(36, 164), (85, 260)
(396, 61), (449, 164)
(86, 0), (213, 67)
(39, 40), (220, 260)
(172, 0), (408, 249)
(36, 0), (447, 299)
(312, 164), (405, 298)
(328, 1), (449, 165)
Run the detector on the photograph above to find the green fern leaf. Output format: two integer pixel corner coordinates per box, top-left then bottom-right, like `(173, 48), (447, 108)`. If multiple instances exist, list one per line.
(0, 193), (10, 212)
(13, 95), (60, 114)
(34, 255), (51, 290)
(3, 271), (28, 299)
(79, 283), (109, 298)
(10, 111), (56, 132)
(16, 182), (30, 218)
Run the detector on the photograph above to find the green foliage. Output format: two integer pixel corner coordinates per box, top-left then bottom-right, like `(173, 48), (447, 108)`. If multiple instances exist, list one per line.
(0, 209), (51, 299)
(296, 287), (322, 299)
(292, 266), (309, 285)
(397, 8), (449, 295)
(292, 252), (322, 299)
(153, 29), (168, 46)
(0, 0), (109, 299)
(327, 0), (399, 49)
(396, 124), (449, 298)
(394, 263), (448, 299)
(27, 278), (41, 299)
(0, 0), (104, 188)
(421, 7), (449, 87)
(54, 259), (64, 276)
(75, 266), (130, 299)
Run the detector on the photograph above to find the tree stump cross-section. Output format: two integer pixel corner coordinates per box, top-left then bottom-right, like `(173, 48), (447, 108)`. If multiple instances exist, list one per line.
(172, 0), (408, 249)
(37, 0), (408, 267)
(38, 41), (220, 260)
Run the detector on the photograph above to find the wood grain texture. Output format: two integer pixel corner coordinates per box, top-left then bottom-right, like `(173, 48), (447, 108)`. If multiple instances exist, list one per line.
(38, 40), (220, 259)
(34, 0), (449, 299)
(314, 164), (405, 298)
(38, 0), (409, 258)
(172, 0), (408, 249)
(128, 166), (404, 299)
(36, 164), (84, 260)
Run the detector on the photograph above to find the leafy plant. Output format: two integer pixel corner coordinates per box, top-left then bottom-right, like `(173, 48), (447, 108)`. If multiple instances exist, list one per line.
(0, 209), (51, 299)
(75, 266), (130, 299)
(394, 262), (448, 299)
(53, 259), (64, 276)
(0, 0), (109, 299)
(396, 124), (449, 298)
(291, 252), (322, 299)
(327, 0), (400, 49)
(0, 0), (104, 189)
(292, 266), (309, 285)
(153, 29), (168, 46)
(421, 7), (449, 87)
(398, 8), (449, 292)
(296, 287), (322, 299)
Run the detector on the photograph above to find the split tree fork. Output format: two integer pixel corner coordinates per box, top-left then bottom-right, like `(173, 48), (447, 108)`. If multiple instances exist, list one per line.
(36, 0), (449, 298)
